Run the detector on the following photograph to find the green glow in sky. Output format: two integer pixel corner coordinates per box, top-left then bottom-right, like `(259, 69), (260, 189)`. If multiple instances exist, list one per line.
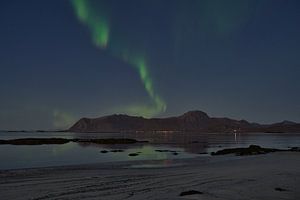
(124, 56), (166, 117)
(121, 53), (167, 117)
(53, 110), (75, 128)
(71, 0), (109, 48)
(70, 0), (166, 117)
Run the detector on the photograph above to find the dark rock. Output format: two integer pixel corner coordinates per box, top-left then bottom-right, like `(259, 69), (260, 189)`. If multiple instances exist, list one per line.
(211, 145), (300, 156)
(275, 187), (288, 192)
(76, 138), (142, 144)
(128, 153), (139, 157)
(100, 150), (109, 153)
(110, 149), (124, 153)
(0, 138), (70, 145)
(155, 150), (167, 152)
(179, 190), (203, 196)
(173, 152), (179, 155)
(155, 149), (177, 153)
(290, 147), (300, 152)
(211, 145), (281, 156)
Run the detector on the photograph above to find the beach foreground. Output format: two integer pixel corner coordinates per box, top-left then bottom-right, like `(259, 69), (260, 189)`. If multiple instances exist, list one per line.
(0, 152), (299, 200)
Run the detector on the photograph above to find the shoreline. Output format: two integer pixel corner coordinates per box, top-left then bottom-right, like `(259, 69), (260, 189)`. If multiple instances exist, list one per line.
(1, 152), (299, 200)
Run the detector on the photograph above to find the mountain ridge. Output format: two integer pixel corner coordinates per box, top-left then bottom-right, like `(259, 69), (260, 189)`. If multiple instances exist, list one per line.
(69, 110), (300, 133)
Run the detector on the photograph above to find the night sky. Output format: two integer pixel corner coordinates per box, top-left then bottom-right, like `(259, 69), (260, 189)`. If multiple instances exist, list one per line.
(0, 0), (299, 130)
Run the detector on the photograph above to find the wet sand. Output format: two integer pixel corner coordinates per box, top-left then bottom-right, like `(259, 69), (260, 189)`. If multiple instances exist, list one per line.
(0, 152), (299, 200)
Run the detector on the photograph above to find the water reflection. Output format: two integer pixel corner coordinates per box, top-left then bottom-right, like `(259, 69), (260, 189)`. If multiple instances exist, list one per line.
(0, 131), (299, 170)
(0, 142), (196, 170)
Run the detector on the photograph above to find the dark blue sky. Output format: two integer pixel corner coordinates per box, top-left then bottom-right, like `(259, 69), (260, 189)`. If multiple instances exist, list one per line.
(0, 0), (299, 130)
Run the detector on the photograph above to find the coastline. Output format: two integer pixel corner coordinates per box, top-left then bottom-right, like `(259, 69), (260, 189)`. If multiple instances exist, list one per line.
(1, 152), (299, 200)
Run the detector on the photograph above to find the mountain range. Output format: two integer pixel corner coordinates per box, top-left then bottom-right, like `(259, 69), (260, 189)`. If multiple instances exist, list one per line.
(68, 111), (300, 133)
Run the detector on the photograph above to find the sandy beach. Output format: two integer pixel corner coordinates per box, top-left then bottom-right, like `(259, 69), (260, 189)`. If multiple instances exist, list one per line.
(0, 152), (299, 200)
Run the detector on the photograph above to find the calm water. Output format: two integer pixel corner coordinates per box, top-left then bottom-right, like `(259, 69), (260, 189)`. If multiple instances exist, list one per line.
(0, 131), (299, 170)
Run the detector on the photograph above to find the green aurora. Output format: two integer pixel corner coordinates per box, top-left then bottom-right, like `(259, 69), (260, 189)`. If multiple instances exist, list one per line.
(55, 0), (256, 127)
(70, 0), (166, 118)
(71, 0), (109, 48)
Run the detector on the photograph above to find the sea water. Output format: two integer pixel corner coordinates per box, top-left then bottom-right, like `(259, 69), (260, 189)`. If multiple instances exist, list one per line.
(0, 131), (299, 170)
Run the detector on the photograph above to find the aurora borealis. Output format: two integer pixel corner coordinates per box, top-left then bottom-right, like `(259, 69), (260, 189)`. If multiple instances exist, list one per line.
(71, 0), (109, 48)
(71, 0), (166, 118)
(0, 0), (300, 129)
